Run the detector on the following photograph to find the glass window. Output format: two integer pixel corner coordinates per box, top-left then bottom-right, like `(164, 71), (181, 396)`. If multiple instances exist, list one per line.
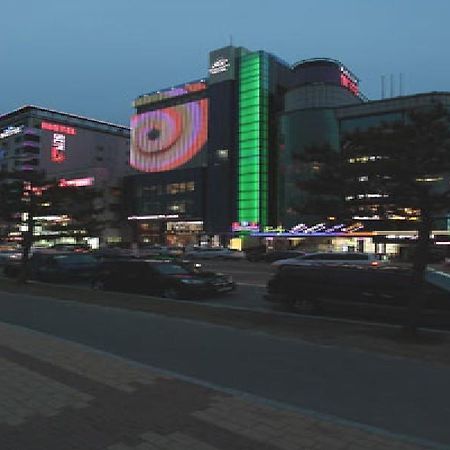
(168, 201), (186, 213)
(167, 183), (179, 194)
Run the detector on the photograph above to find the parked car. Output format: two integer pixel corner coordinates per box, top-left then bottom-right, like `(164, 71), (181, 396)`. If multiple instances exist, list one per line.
(92, 259), (235, 299)
(139, 246), (184, 257)
(272, 252), (387, 268)
(263, 250), (306, 263)
(33, 252), (99, 282)
(50, 243), (91, 253)
(4, 251), (98, 282)
(91, 247), (134, 260)
(184, 247), (245, 260)
(265, 264), (450, 314)
(0, 249), (22, 266)
(246, 249), (305, 263)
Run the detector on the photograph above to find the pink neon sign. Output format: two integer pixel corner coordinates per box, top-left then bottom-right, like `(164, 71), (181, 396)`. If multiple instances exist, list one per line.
(340, 70), (359, 96)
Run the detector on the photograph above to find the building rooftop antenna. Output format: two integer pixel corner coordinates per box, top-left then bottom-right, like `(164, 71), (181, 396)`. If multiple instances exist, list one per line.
(229, 34), (233, 46)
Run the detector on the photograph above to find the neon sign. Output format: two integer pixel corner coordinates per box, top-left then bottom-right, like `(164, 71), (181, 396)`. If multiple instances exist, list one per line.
(0, 125), (24, 140)
(51, 133), (66, 163)
(232, 222), (259, 232)
(41, 122), (76, 135)
(340, 67), (359, 95)
(209, 57), (230, 75)
(58, 177), (94, 187)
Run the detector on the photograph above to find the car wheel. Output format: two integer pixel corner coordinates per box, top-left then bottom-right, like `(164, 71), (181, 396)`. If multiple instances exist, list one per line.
(92, 279), (106, 290)
(163, 287), (182, 299)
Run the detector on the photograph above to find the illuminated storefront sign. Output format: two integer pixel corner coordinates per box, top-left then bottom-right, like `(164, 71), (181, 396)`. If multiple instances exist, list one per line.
(58, 177), (94, 187)
(51, 133), (66, 163)
(128, 214), (180, 220)
(0, 125), (24, 139)
(245, 222), (370, 237)
(232, 221), (260, 232)
(340, 67), (359, 95)
(209, 57), (230, 75)
(41, 122), (77, 135)
(133, 82), (206, 108)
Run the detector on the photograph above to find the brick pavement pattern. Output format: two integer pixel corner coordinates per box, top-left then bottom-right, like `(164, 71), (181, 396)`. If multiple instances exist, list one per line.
(0, 321), (436, 450)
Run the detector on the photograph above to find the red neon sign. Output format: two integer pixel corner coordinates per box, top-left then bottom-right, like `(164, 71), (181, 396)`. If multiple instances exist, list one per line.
(51, 133), (66, 163)
(41, 122), (77, 135)
(340, 73), (359, 96)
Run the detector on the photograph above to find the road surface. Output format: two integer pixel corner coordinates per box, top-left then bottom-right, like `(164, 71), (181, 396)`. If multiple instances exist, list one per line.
(0, 288), (449, 447)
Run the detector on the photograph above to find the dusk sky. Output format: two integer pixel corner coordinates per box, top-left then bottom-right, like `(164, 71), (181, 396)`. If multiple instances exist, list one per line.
(2, 0), (449, 126)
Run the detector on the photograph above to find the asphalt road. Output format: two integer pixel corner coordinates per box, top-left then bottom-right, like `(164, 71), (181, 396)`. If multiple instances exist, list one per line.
(0, 289), (450, 447)
(195, 260), (271, 309)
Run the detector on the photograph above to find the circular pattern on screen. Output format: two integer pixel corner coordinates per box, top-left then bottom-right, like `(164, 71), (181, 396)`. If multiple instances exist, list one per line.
(130, 99), (208, 172)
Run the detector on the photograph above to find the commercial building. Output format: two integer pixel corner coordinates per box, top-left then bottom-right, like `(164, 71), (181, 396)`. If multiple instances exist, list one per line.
(126, 45), (449, 254)
(277, 92), (450, 255)
(0, 105), (132, 246)
(125, 47), (363, 246)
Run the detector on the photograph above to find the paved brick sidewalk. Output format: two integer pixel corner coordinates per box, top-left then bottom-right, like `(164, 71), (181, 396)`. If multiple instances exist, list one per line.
(0, 321), (440, 450)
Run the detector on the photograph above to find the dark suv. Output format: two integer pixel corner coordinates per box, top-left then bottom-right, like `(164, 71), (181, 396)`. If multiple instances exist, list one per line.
(92, 259), (235, 299)
(266, 265), (450, 315)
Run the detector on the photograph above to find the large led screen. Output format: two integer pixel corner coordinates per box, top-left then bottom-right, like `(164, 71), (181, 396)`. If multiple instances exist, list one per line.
(130, 99), (208, 172)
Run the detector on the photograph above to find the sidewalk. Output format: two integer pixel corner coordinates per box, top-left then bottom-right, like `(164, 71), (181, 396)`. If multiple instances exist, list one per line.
(0, 321), (440, 450)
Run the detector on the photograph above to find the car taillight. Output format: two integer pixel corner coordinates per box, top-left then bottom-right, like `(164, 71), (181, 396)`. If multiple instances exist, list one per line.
(371, 261), (379, 266)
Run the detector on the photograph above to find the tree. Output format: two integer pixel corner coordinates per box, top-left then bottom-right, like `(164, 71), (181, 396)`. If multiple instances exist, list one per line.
(0, 170), (104, 283)
(295, 103), (450, 334)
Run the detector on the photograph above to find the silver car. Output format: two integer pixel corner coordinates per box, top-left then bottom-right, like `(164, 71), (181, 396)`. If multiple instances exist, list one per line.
(272, 252), (387, 268)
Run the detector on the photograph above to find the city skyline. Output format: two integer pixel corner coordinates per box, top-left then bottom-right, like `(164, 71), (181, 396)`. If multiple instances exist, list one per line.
(1, 0), (449, 126)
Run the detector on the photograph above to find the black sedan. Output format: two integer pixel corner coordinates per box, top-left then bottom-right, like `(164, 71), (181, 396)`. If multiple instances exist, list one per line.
(4, 251), (99, 282)
(92, 259), (235, 299)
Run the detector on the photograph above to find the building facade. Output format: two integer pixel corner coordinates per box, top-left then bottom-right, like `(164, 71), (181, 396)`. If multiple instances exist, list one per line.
(0, 106), (132, 246)
(277, 92), (450, 254)
(126, 47), (363, 246)
(126, 45), (449, 254)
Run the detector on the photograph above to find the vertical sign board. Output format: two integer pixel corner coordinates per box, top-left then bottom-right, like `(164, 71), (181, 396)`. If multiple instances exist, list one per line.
(41, 122), (77, 164)
(237, 51), (269, 229)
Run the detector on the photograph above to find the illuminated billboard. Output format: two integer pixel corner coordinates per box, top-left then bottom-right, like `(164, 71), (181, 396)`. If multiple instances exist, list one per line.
(133, 81), (206, 108)
(130, 99), (208, 172)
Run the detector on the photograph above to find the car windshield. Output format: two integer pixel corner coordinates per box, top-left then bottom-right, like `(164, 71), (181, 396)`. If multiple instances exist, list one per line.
(152, 263), (191, 275)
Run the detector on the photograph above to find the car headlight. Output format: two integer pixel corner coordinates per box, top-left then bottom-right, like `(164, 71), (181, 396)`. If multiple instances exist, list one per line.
(180, 278), (206, 285)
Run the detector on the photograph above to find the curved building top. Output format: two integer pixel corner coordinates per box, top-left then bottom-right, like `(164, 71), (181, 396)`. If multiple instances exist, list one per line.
(290, 58), (362, 98)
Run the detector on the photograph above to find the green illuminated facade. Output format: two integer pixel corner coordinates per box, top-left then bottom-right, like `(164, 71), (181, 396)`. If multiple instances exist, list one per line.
(237, 51), (269, 228)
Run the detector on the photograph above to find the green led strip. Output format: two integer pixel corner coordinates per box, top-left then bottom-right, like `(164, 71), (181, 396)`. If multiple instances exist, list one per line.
(238, 52), (269, 227)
